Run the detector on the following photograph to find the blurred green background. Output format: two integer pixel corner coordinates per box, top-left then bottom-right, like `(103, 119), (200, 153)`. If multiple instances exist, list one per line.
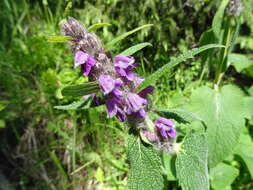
(0, 0), (253, 189)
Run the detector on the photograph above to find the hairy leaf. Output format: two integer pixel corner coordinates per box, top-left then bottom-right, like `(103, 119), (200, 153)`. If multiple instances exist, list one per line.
(156, 108), (203, 124)
(88, 23), (111, 31)
(188, 85), (246, 167)
(47, 35), (73, 43)
(120, 43), (152, 56)
(106, 24), (153, 48)
(137, 44), (224, 91)
(61, 82), (100, 97)
(176, 133), (209, 190)
(54, 99), (89, 110)
(210, 163), (239, 189)
(127, 134), (165, 190)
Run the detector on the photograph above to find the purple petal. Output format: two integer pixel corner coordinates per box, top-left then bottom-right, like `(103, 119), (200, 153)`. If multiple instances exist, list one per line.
(115, 67), (127, 77)
(125, 93), (148, 113)
(133, 76), (144, 86)
(114, 55), (135, 69)
(86, 56), (96, 67)
(136, 109), (146, 118)
(115, 78), (123, 87)
(112, 88), (123, 98)
(167, 128), (177, 138)
(125, 70), (135, 81)
(116, 108), (127, 122)
(106, 98), (118, 117)
(83, 63), (92, 76)
(99, 75), (115, 95)
(75, 51), (88, 67)
(155, 117), (174, 128)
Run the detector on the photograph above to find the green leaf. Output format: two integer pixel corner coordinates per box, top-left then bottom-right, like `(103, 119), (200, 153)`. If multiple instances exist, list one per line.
(155, 108), (203, 124)
(162, 154), (176, 181)
(244, 97), (253, 119)
(137, 44), (224, 90)
(47, 36), (73, 43)
(228, 53), (253, 72)
(120, 43), (152, 56)
(188, 85), (246, 167)
(176, 133), (209, 190)
(210, 163), (239, 190)
(127, 134), (165, 190)
(106, 24), (153, 48)
(235, 134), (253, 179)
(54, 99), (89, 110)
(88, 23), (111, 32)
(199, 29), (217, 63)
(212, 0), (229, 39)
(61, 82), (100, 97)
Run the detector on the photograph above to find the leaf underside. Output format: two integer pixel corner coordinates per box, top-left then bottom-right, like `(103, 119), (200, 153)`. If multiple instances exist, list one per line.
(176, 133), (209, 190)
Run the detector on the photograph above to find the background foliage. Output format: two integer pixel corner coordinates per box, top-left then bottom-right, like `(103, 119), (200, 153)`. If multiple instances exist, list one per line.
(0, 0), (253, 189)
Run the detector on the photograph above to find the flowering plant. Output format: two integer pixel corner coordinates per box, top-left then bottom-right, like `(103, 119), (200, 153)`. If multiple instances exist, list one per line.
(52, 1), (251, 188)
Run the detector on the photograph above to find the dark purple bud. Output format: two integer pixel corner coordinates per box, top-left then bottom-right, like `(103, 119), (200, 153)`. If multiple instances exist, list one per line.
(138, 85), (155, 98)
(155, 117), (176, 138)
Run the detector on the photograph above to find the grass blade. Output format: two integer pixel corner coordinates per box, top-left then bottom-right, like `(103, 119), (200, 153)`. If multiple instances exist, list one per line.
(106, 24), (153, 48)
(137, 44), (224, 91)
(88, 23), (111, 32)
(120, 42), (152, 56)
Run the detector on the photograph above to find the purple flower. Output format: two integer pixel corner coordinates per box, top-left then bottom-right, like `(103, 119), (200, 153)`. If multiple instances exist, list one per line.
(114, 55), (137, 81)
(74, 50), (96, 76)
(99, 75), (123, 95)
(106, 97), (126, 122)
(155, 117), (176, 138)
(125, 93), (148, 117)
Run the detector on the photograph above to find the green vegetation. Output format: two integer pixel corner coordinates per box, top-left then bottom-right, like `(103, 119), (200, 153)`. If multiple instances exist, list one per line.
(1, 0), (253, 189)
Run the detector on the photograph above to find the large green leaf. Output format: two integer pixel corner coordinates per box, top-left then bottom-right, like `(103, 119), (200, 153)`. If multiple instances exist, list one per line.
(228, 53), (253, 72)
(188, 85), (246, 167)
(127, 134), (165, 190)
(120, 43), (152, 56)
(235, 134), (253, 179)
(106, 24), (153, 49)
(176, 133), (209, 190)
(210, 163), (239, 190)
(137, 44), (224, 91)
(61, 82), (100, 97)
(212, 0), (229, 39)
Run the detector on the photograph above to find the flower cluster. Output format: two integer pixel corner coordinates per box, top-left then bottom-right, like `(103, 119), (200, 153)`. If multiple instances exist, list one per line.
(62, 17), (177, 154)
